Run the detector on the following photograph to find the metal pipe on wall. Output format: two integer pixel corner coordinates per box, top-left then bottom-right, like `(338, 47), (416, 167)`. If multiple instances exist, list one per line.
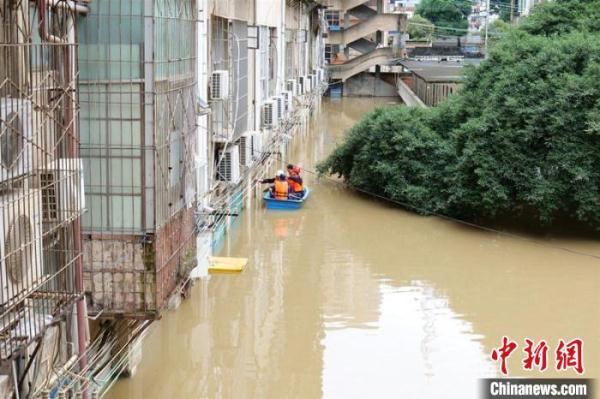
(65, 8), (90, 398)
(47, 0), (90, 14)
(36, 0), (65, 43)
(195, 0), (211, 278)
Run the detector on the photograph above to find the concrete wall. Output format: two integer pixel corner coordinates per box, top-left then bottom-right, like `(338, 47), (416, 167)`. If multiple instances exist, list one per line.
(208, 0), (252, 21)
(83, 206), (196, 316)
(83, 238), (153, 315)
(343, 72), (398, 97)
(257, 0), (282, 27)
(397, 77), (426, 107)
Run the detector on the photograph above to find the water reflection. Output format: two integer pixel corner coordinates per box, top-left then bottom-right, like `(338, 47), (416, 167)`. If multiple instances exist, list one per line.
(109, 98), (600, 399)
(323, 284), (495, 399)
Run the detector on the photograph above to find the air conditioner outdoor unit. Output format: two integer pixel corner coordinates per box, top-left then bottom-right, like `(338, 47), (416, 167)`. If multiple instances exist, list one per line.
(261, 100), (276, 129)
(286, 79), (297, 96)
(210, 70), (230, 100)
(39, 158), (85, 223)
(318, 67), (325, 82)
(217, 145), (240, 184)
(303, 75), (312, 92)
(273, 96), (285, 119)
(250, 132), (263, 162)
(297, 77), (305, 95)
(282, 91), (293, 113)
(239, 133), (253, 167)
(0, 189), (44, 304)
(309, 74), (317, 90)
(1, 98), (33, 183)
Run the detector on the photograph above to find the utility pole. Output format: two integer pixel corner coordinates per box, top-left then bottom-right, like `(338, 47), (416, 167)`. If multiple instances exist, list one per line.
(484, 0), (490, 57)
(511, 0), (516, 23)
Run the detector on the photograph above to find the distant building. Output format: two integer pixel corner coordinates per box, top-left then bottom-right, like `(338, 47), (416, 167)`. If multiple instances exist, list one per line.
(321, 0), (407, 96)
(390, 0), (421, 17)
(519, 0), (545, 16)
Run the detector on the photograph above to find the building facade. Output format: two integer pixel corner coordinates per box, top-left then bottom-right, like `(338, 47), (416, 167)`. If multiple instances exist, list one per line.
(321, 0), (406, 94)
(0, 0), (89, 397)
(78, 0), (199, 319)
(196, 0), (327, 275)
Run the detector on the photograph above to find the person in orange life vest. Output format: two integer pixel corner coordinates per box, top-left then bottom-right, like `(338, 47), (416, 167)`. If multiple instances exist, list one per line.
(286, 164), (304, 199)
(259, 170), (289, 200)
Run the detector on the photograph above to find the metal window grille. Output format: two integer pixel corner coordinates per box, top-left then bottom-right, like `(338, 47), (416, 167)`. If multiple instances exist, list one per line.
(211, 17), (249, 143)
(78, 0), (199, 319)
(0, 0), (82, 380)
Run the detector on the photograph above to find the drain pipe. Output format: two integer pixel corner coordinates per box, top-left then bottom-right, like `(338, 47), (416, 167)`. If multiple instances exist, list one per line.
(36, 0), (65, 43)
(66, 13), (90, 399)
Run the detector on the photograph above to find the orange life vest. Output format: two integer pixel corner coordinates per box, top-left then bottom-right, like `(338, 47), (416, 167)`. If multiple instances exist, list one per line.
(287, 177), (304, 193)
(274, 179), (289, 199)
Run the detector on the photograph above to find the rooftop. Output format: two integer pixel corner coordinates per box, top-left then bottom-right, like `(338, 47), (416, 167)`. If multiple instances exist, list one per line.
(398, 59), (482, 82)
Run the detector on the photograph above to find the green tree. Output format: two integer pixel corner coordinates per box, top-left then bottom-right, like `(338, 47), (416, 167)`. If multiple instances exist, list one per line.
(319, 0), (600, 230)
(487, 19), (510, 44)
(416, 0), (473, 37)
(407, 15), (435, 41)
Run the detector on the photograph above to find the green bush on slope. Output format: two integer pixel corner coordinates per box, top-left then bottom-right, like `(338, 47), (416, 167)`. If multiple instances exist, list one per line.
(318, 0), (600, 229)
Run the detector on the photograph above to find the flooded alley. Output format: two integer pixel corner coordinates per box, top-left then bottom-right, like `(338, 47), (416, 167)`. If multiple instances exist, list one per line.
(109, 98), (600, 399)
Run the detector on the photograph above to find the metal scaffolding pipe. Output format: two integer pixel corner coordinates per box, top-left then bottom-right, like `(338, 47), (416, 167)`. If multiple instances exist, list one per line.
(48, 0), (91, 14)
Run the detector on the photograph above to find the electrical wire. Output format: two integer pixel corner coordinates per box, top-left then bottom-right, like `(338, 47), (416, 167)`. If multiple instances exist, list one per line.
(203, 82), (600, 264)
(408, 21), (503, 36)
(298, 168), (600, 261)
(201, 85), (326, 235)
(204, 83), (324, 212)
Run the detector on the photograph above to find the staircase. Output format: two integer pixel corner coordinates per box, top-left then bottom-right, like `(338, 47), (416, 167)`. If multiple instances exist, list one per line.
(326, 13), (405, 46)
(327, 47), (399, 81)
(324, 0), (407, 82)
(347, 37), (377, 54)
(347, 4), (377, 19)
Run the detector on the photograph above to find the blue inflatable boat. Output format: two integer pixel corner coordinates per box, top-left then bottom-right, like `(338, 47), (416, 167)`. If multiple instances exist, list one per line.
(263, 188), (310, 210)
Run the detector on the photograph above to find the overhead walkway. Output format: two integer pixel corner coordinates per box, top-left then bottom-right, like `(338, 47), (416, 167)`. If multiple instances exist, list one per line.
(327, 48), (398, 81)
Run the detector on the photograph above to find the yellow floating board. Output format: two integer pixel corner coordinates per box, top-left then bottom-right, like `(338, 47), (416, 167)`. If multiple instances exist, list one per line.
(208, 257), (248, 273)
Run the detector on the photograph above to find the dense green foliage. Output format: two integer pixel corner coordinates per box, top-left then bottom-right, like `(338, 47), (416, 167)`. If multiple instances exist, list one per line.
(319, 0), (600, 229)
(416, 0), (473, 36)
(407, 15), (435, 40)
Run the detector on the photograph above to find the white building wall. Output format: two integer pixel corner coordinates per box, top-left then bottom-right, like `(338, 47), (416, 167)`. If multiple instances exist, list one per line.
(256, 0), (282, 27)
(194, 0), (211, 278)
(196, 0), (325, 268)
(208, 0), (252, 21)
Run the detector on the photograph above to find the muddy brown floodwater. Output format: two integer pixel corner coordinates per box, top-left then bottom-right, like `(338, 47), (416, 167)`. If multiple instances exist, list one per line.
(109, 98), (600, 399)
